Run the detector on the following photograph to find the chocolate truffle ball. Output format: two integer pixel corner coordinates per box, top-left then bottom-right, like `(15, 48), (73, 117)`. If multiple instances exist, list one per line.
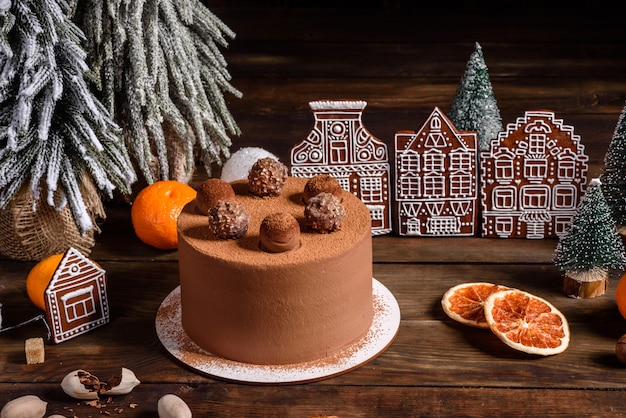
(208, 200), (250, 239)
(259, 212), (301, 253)
(248, 157), (288, 197)
(304, 192), (346, 233)
(195, 178), (235, 215)
(303, 174), (343, 204)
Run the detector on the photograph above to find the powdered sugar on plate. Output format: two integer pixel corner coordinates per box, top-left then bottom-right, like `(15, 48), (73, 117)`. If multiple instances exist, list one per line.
(155, 279), (400, 384)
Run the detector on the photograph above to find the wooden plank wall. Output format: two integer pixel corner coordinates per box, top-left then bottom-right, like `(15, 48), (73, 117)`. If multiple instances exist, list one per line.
(204, 1), (626, 180)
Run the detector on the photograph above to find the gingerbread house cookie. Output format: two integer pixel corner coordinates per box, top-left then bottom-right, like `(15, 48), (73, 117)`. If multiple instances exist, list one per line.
(291, 100), (392, 235)
(481, 110), (589, 239)
(45, 247), (109, 343)
(394, 107), (478, 236)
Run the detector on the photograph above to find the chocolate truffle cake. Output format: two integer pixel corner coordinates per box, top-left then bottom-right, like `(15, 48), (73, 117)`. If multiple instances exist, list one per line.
(177, 176), (373, 365)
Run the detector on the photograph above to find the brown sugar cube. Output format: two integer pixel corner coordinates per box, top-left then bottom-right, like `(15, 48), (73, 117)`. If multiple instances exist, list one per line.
(25, 337), (44, 364)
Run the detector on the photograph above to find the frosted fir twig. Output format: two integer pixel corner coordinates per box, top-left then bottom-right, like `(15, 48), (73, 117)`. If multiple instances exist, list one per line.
(449, 42), (503, 151)
(71, 0), (242, 184)
(0, 0), (136, 233)
(554, 183), (626, 274)
(600, 101), (626, 227)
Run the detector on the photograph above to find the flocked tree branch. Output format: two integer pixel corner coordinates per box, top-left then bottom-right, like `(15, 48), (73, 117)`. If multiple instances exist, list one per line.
(449, 42), (503, 151)
(600, 100), (626, 229)
(0, 0), (136, 233)
(554, 181), (626, 276)
(72, 0), (242, 184)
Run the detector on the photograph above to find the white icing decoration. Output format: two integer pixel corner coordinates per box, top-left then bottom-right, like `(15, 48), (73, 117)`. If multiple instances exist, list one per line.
(309, 100), (367, 111)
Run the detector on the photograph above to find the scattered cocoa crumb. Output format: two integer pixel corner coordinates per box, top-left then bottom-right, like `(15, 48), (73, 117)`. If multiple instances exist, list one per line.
(85, 399), (101, 408)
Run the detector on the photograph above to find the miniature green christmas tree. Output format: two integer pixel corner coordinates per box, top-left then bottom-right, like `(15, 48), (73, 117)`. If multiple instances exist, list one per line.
(71, 0), (242, 185)
(554, 180), (626, 298)
(0, 0), (136, 260)
(600, 100), (626, 233)
(448, 42), (503, 151)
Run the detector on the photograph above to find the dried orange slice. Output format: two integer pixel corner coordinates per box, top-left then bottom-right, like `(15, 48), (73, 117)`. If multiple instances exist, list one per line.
(441, 282), (509, 328)
(484, 289), (570, 356)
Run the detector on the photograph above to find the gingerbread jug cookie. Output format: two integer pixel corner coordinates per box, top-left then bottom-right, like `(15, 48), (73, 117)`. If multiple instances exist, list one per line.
(291, 100), (391, 235)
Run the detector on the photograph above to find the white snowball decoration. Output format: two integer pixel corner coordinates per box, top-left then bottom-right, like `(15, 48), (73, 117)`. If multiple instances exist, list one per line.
(220, 147), (280, 182)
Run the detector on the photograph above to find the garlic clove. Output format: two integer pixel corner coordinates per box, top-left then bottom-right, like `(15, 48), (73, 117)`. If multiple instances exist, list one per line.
(60, 369), (100, 400)
(157, 394), (192, 418)
(100, 367), (140, 396)
(0, 394), (47, 418)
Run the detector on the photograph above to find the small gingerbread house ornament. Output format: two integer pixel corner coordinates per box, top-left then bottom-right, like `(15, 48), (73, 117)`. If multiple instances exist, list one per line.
(44, 247), (109, 343)
(481, 110), (589, 239)
(394, 107), (478, 236)
(291, 100), (392, 235)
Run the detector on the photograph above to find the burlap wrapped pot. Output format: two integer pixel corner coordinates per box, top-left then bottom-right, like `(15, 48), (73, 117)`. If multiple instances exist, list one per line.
(0, 175), (105, 261)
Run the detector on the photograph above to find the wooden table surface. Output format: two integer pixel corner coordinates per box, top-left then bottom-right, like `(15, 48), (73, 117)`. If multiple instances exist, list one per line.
(2, 2), (626, 417)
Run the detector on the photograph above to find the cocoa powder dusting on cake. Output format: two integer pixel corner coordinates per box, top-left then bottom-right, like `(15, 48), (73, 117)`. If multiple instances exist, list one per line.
(176, 177), (374, 367)
(179, 177), (370, 263)
(248, 157), (288, 197)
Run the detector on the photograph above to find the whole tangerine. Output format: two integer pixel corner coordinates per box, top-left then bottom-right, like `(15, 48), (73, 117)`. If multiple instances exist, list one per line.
(616, 273), (626, 320)
(26, 253), (64, 310)
(131, 180), (196, 250)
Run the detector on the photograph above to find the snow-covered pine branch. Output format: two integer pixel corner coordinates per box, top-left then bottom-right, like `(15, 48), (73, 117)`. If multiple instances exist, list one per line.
(0, 0), (136, 234)
(72, 0), (242, 184)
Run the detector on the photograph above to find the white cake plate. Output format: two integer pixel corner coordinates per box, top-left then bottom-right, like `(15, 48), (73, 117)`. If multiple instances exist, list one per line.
(155, 278), (400, 384)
